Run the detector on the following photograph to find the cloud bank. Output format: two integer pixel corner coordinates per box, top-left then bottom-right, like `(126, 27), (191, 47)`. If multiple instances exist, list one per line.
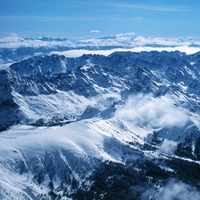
(1, 33), (200, 54)
(115, 94), (188, 128)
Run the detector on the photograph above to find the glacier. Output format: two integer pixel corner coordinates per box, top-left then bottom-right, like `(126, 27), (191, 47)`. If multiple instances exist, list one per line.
(1, 50), (200, 199)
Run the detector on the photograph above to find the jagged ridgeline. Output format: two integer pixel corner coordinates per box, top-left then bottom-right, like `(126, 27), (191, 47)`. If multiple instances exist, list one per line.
(1, 51), (200, 199)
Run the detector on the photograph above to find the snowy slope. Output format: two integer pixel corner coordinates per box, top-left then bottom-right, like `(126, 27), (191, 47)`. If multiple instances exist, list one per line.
(1, 51), (200, 199)
(0, 117), (153, 199)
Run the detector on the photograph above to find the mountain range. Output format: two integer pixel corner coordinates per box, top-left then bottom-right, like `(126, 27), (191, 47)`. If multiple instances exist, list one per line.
(1, 38), (200, 199)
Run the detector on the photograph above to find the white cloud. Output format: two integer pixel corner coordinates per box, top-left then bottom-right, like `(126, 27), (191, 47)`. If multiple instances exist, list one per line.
(90, 30), (101, 33)
(155, 181), (200, 200)
(159, 139), (177, 154)
(1, 33), (200, 55)
(50, 46), (200, 58)
(142, 180), (200, 200)
(115, 94), (188, 128)
(50, 49), (116, 57)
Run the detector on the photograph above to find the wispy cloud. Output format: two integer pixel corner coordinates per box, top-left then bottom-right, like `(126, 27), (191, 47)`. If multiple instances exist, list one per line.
(109, 3), (191, 12)
(0, 15), (124, 22)
(0, 15), (89, 22)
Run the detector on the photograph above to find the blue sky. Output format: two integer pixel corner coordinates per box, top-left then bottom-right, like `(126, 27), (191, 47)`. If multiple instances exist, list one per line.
(0, 0), (200, 39)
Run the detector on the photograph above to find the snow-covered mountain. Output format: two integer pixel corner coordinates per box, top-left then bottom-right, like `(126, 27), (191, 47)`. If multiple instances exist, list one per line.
(1, 51), (200, 199)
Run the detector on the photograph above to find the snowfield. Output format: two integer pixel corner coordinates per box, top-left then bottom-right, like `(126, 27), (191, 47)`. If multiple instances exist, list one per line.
(0, 115), (187, 199)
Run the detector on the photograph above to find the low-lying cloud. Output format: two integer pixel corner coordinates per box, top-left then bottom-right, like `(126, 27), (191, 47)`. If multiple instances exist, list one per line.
(154, 181), (200, 200)
(115, 94), (188, 128)
(142, 180), (200, 200)
(158, 139), (177, 154)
